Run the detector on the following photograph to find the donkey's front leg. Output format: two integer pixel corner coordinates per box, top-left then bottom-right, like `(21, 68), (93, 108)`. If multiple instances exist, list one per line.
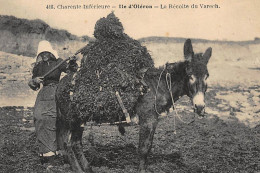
(138, 113), (158, 173)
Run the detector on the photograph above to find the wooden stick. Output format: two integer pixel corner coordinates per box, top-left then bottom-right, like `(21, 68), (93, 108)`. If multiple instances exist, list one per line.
(42, 46), (86, 78)
(115, 91), (131, 123)
(85, 121), (129, 127)
(42, 57), (70, 78)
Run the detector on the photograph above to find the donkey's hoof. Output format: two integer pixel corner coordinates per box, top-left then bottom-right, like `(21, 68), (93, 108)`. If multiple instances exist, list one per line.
(82, 165), (93, 173)
(86, 168), (94, 173)
(139, 170), (146, 173)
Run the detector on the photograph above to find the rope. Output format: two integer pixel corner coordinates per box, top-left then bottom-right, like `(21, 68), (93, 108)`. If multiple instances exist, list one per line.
(154, 65), (195, 134)
(165, 72), (176, 134)
(154, 65), (166, 116)
(165, 73), (195, 131)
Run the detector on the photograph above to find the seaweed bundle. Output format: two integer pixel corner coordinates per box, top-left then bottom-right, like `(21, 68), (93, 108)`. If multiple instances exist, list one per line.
(72, 12), (154, 123)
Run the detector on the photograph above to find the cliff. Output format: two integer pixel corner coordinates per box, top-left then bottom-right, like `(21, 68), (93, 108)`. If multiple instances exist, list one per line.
(0, 15), (90, 57)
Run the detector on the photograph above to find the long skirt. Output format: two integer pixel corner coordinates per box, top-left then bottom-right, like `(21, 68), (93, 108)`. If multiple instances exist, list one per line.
(34, 84), (58, 154)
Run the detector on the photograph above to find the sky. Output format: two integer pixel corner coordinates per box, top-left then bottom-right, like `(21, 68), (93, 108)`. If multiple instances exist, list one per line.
(0, 0), (260, 41)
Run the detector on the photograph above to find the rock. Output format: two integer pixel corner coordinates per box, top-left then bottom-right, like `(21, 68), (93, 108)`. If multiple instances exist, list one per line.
(250, 90), (259, 97)
(0, 75), (6, 79)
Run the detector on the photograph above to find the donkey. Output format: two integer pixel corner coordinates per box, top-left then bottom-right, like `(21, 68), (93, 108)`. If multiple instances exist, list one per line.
(55, 39), (212, 173)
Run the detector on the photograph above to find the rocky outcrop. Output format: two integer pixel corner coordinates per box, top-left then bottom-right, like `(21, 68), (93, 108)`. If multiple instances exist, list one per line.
(0, 15), (90, 57)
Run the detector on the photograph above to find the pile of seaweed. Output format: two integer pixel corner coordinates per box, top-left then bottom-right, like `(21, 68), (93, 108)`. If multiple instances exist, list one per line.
(72, 12), (154, 123)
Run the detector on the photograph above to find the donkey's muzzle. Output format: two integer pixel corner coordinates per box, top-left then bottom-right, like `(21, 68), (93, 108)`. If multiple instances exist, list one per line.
(192, 92), (206, 116)
(194, 104), (205, 116)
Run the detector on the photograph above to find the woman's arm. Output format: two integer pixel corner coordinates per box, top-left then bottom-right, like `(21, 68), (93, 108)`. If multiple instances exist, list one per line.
(58, 57), (78, 73)
(28, 64), (41, 91)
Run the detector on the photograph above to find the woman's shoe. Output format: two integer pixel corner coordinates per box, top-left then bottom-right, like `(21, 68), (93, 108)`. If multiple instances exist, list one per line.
(40, 155), (55, 165)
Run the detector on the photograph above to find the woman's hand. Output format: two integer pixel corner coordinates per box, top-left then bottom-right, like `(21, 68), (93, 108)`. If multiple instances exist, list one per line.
(34, 77), (44, 84)
(28, 78), (41, 91)
(69, 55), (78, 61)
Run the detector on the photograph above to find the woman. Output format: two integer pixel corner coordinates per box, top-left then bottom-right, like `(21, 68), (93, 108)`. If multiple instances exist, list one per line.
(28, 40), (77, 164)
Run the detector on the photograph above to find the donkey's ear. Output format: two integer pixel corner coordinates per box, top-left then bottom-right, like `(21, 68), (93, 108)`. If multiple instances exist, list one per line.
(184, 39), (194, 62)
(202, 47), (212, 64)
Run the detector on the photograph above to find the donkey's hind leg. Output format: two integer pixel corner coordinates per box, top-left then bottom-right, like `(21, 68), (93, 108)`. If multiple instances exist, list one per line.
(56, 121), (70, 164)
(138, 112), (158, 173)
(72, 125), (93, 173)
(64, 128), (85, 173)
(56, 118), (68, 156)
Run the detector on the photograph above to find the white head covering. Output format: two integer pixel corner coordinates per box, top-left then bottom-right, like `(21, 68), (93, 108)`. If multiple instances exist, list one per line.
(36, 40), (59, 62)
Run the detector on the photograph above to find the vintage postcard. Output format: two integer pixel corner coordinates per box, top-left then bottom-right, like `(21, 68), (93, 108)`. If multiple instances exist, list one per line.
(0, 0), (259, 172)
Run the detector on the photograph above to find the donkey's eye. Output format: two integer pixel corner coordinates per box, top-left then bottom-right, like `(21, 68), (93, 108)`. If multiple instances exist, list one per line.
(203, 74), (209, 82)
(189, 75), (196, 84)
(204, 74), (209, 80)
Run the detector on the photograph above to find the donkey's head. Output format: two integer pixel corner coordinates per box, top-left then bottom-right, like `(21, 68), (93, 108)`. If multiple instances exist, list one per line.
(183, 39), (212, 116)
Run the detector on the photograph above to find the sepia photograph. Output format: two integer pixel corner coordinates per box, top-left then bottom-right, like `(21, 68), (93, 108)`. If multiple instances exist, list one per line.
(0, 0), (259, 172)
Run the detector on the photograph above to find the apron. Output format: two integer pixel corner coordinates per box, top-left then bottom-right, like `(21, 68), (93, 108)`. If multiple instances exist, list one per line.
(34, 84), (58, 154)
